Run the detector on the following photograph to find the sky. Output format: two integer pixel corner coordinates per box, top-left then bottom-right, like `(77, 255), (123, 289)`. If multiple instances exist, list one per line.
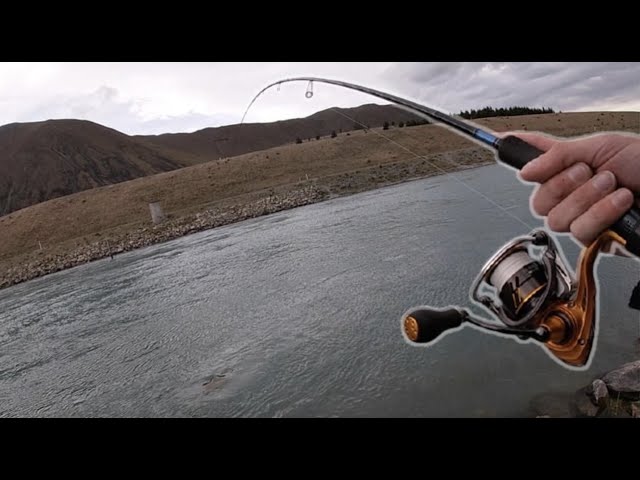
(0, 62), (638, 136)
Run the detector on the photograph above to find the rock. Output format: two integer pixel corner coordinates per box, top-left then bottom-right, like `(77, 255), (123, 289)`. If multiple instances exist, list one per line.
(632, 403), (640, 418)
(572, 387), (599, 417)
(592, 379), (609, 407)
(601, 360), (640, 401)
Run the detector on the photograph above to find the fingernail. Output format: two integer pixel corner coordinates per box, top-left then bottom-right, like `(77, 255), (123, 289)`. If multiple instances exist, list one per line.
(568, 163), (591, 182)
(612, 189), (634, 209)
(592, 171), (615, 192)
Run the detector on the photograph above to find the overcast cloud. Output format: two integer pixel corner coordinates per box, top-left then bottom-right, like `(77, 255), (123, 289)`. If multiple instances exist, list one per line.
(0, 62), (638, 135)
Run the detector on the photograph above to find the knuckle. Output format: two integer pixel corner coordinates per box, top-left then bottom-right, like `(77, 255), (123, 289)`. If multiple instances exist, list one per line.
(551, 142), (567, 157)
(569, 162), (592, 184)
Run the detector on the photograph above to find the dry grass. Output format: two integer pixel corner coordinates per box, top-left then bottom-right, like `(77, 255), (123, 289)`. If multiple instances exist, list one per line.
(1, 112), (638, 269)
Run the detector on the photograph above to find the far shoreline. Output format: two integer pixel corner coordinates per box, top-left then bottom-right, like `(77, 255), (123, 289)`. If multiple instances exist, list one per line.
(0, 147), (494, 291)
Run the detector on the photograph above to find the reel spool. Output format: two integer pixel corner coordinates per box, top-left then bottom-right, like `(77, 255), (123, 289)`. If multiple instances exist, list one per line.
(470, 230), (573, 329)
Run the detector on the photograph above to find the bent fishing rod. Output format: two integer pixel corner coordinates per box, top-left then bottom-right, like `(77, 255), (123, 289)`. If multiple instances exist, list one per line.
(243, 77), (640, 369)
(242, 76), (640, 257)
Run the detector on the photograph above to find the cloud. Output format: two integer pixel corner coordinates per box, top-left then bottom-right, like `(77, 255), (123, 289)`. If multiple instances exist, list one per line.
(381, 62), (640, 113)
(133, 111), (239, 136)
(17, 86), (236, 135)
(0, 63), (637, 136)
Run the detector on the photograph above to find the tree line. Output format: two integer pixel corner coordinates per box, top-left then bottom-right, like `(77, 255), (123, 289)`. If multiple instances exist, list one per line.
(295, 106), (553, 143)
(457, 106), (555, 119)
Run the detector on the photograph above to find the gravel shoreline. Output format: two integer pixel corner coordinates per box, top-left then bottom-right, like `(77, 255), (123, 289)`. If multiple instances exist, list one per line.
(0, 148), (494, 290)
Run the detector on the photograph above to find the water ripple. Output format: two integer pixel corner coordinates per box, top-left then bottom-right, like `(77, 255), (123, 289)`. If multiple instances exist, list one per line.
(1, 165), (638, 417)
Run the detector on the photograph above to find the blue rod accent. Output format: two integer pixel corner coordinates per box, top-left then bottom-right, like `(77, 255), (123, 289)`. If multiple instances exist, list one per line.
(474, 129), (498, 146)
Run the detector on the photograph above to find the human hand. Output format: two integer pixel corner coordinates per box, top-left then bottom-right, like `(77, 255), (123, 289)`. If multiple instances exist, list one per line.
(513, 132), (640, 247)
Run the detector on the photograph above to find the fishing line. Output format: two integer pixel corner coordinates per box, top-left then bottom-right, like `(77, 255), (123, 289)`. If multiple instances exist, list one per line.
(244, 79), (535, 230)
(327, 106), (535, 231)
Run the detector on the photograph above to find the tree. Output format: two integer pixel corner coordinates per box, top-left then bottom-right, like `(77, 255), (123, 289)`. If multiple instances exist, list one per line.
(331, 130), (337, 138)
(457, 106), (556, 119)
(383, 121), (389, 130)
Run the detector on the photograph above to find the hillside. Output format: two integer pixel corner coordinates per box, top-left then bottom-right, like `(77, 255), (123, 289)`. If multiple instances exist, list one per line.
(0, 119), (196, 216)
(136, 104), (425, 161)
(1, 111), (637, 274)
(0, 104), (423, 216)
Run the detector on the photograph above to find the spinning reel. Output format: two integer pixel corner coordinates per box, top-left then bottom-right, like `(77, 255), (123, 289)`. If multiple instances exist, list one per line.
(402, 229), (626, 368)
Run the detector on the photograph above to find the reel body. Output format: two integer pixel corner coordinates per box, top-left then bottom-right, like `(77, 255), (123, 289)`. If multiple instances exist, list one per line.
(470, 230), (572, 329)
(403, 229), (624, 368)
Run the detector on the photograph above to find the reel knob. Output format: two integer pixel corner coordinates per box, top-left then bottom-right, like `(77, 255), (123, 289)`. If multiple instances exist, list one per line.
(403, 307), (466, 344)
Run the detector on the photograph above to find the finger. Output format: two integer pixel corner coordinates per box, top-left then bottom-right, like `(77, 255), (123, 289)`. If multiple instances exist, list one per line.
(508, 132), (558, 152)
(530, 162), (593, 216)
(569, 188), (635, 245)
(546, 170), (616, 232)
(519, 147), (565, 183)
(520, 136), (605, 183)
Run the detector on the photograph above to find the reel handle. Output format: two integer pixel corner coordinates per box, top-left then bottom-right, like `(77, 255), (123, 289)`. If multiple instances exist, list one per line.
(497, 135), (640, 257)
(403, 307), (466, 344)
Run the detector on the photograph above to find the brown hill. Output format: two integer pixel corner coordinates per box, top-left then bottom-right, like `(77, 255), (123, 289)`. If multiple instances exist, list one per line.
(0, 104), (423, 217)
(0, 119), (195, 216)
(136, 104), (424, 161)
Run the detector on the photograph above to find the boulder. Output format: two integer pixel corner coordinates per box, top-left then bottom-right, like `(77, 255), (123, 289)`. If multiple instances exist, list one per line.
(601, 360), (640, 401)
(591, 379), (609, 407)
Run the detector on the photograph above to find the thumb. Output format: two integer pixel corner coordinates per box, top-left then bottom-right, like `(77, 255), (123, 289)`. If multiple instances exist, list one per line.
(505, 132), (558, 153)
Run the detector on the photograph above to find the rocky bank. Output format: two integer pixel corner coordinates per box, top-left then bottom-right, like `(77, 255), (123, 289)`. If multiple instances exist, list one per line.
(531, 360), (640, 418)
(0, 147), (494, 290)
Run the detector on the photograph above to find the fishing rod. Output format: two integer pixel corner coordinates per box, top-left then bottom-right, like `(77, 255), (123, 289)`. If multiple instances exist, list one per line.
(243, 76), (640, 369)
(242, 77), (640, 257)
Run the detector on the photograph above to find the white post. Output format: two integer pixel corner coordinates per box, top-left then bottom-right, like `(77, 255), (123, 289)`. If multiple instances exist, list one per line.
(149, 202), (166, 224)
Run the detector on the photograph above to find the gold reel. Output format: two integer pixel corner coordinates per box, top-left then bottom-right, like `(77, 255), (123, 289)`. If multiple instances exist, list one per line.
(402, 229), (624, 368)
